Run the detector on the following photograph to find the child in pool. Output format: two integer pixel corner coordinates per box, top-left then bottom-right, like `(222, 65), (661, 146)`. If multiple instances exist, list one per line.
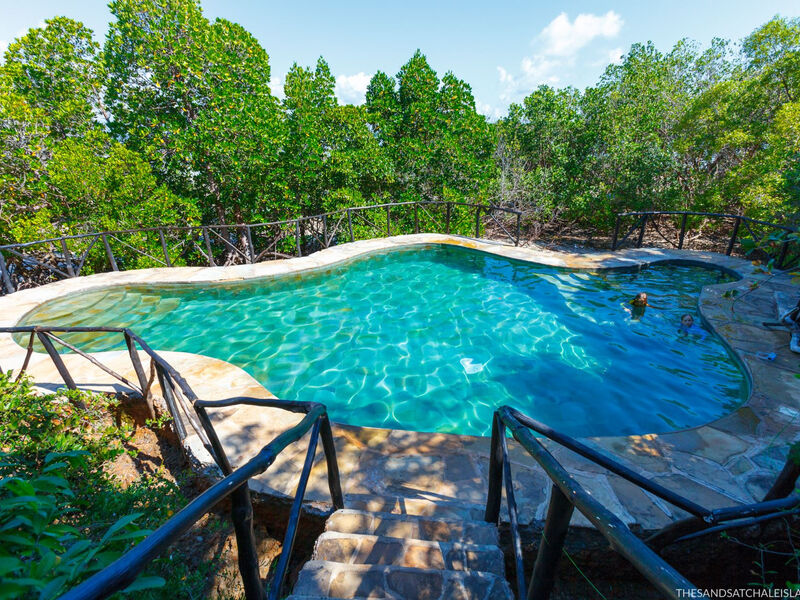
(627, 292), (654, 320)
(678, 314), (707, 340)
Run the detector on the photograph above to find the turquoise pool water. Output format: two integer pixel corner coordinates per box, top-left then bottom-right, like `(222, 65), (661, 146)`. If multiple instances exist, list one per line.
(19, 244), (747, 437)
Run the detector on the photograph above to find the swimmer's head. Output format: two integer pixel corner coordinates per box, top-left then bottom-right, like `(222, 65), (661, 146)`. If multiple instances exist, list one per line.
(634, 292), (648, 303)
(681, 314), (694, 327)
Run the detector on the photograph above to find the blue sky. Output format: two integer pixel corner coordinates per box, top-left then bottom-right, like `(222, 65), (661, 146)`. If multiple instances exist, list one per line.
(1, 0), (798, 119)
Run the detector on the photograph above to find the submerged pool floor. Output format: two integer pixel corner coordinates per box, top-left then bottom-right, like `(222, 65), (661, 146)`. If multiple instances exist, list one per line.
(20, 245), (747, 437)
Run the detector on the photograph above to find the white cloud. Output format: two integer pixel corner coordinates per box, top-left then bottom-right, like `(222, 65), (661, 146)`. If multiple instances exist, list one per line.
(269, 74), (284, 100)
(520, 56), (559, 84)
(607, 47), (624, 65)
(335, 72), (370, 105)
(540, 11), (623, 57)
(476, 101), (504, 121)
(497, 11), (623, 103)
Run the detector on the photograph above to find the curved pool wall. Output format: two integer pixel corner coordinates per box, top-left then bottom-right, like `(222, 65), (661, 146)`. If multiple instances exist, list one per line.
(16, 243), (747, 438)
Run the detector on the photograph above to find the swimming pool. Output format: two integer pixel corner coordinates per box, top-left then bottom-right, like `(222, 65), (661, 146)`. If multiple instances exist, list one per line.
(18, 244), (747, 437)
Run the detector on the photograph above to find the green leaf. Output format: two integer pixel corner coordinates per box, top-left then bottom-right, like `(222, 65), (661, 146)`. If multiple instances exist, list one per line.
(0, 556), (23, 577)
(121, 576), (166, 593)
(38, 575), (68, 600)
(100, 513), (143, 544)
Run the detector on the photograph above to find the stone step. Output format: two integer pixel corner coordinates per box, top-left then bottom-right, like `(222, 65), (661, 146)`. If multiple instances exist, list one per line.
(325, 509), (498, 545)
(344, 493), (485, 521)
(312, 531), (505, 576)
(292, 561), (514, 599)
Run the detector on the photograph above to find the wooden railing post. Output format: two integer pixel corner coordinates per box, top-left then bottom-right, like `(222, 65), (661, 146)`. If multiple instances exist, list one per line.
(678, 213), (688, 250)
(501, 430), (526, 600)
(60, 238), (75, 277)
(528, 485), (575, 600)
(515, 212), (521, 246)
(323, 214), (329, 248)
(636, 215), (648, 248)
(295, 220), (302, 256)
(414, 203), (420, 234)
(347, 209), (354, 242)
(158, 230), (172, 267)
(154, 366), (186, 439)
(268, 420), (321, 600)
(445, 203), (452, 234)
(37, 331), (77, 390)
(124, 331), (154, 418)
(484, 413), (504, 524)
(245, 226), (255, 264)
(386, 205), (391, 236)
(475, 206), (481, 238)
(202, 227), (216, 266)
(320, 415), (344, 508)
(611, 215), (621, 250)
(0, 251), (15, 294)
(102, 234), (119, 271)
(231, 485), (266, 600)
(727, 217), (741, 256)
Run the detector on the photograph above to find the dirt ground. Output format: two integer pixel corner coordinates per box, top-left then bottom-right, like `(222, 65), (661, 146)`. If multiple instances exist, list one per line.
(105, 397), (285, 599)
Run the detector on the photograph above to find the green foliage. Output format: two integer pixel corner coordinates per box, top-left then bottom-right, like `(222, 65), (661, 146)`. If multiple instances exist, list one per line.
(0, 460), (162, 600)
(282, 58), (393, 217)
(0, 6), (798, 248)
(0, 373), (205, 598)
(674, 17), (800, 222)
(3, 17), (104, 138)
(0, 17), (197, 246)
(0, 75), (52, 239)
(46, 131), (200, 270)
(503, 16), (800, 230)
(495, 86), (585, 221)
(365, 51), (496, 204)
(105, 0), (284, 224)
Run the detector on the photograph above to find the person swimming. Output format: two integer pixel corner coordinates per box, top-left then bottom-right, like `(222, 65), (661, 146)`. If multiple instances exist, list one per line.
(630, 292), (650, 306)
(678, 314), (708, 340)
(628, 292), (653, 320)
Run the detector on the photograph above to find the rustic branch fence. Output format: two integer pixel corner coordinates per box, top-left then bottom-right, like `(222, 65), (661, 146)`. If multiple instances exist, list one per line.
(0, 201), (522, 295)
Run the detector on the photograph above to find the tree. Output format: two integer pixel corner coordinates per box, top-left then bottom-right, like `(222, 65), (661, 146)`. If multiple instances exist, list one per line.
(2, 17), (104, 138)
(0, 17), (104, 241)
(582, 42), (696, 222)
(496, 86), (586, 224)
(105, 0), (284, 225)
(47, 131), (198, 233)
(365, 51), (495, 204)
(0, 18), (197, 247)
(675, 17), (800, 221)
(0, 74), (52, 241)
(282, 58), (392, 215)
(282, 58), (336, 215)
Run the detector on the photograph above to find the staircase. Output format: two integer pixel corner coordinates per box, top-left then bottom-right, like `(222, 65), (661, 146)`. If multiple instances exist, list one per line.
(287, 494), (514, 600)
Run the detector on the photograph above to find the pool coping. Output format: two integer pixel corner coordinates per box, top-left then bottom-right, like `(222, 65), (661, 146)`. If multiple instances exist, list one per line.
(1, 233), (798, 531)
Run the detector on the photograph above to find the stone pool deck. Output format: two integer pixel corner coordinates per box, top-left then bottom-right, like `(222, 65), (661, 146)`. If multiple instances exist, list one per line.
(0, 233), (798, 532)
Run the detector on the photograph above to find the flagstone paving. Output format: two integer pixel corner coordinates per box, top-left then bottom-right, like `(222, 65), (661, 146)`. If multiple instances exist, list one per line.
(0, 234), (798, 536)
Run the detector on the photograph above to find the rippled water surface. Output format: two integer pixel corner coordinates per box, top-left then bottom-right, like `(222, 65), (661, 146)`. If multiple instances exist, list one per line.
(20, 244), (747, 437)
